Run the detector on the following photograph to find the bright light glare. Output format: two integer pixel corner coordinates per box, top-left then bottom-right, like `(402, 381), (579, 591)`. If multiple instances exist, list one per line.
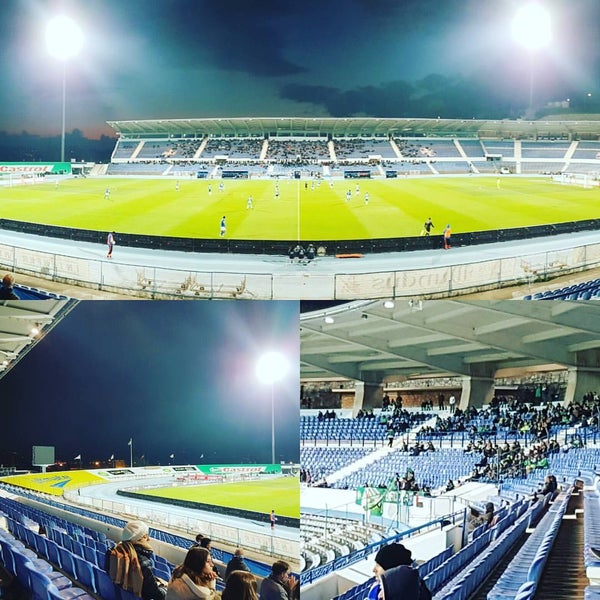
(46, 16), (83, 60)
(511, 3), (551, 51)
(256, 351), (289, 385)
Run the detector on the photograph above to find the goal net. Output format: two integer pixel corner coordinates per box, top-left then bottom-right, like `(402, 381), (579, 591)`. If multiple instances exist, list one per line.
(554, 172), (598, 189)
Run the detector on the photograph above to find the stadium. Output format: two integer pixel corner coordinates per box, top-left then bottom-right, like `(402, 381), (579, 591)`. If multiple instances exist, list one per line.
(300, 300), (600, 599)
(0, 300), (300, 600)
(1, 117), (600, 300)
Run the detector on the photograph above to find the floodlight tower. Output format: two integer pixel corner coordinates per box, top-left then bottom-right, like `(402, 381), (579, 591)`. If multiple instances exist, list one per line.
(511, 3), (552, 117)
(256, 351), (289, 465)
(45, 16), (84, 163)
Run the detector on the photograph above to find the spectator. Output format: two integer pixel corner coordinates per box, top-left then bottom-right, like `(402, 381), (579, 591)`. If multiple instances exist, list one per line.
(259, 561), (298, 600)
(166, 547), (218, 600)
(199, 538), (219, 578)
(225, 548), (250, 581)
(107, 520), (167, 600)
(191, 533), (205, 548)
(368, 543), (431, 600)
(448, 394), (457, 413)
(468, 502), (496, 531)
(379, 562), (432, 600)
(0, 274), (18, 300)
(372, 543), (413, 577)
(221, 570), (258, 600)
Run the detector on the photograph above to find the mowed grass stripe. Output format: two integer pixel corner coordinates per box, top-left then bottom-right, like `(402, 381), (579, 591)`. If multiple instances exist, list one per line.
(137, 477), (300, 518)
(0, 176), (597, 240)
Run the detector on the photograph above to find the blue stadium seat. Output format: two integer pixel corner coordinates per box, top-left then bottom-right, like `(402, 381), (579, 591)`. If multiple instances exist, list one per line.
(92, 565), (119, 600)
(72, 555), (97, 594)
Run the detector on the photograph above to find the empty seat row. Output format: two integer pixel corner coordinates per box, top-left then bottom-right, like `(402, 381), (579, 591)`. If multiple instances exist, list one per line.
(487, 487), (572, 600)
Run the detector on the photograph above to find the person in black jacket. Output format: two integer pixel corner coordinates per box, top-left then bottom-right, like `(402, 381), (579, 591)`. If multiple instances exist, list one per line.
(379, 564), (431, 600)
(368, 544), (431, 600)
(0, 274), (18, 300)
(225, 548), (250, 581)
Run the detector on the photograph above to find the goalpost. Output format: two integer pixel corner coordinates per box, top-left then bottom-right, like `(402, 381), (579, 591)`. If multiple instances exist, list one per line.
(554, 172), (599, 189)
(0, 172), (44, 187)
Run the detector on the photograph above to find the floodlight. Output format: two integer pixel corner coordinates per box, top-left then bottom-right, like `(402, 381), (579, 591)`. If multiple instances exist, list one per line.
(46, 16), (83, 163)
(256, 351), (289, 385)
(256, 351), (289, 464)
(46, 16), (84, 60)
(511, 3), (551, 116)
(511, 3), (551, 51)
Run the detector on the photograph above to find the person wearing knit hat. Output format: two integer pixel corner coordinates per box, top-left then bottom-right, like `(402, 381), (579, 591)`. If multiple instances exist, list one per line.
(107, 521), (167, 600)
(373, 543), (413, 575)
(367, 544), (431, 600)
(379, 564), (432, 600)
(122, 520), (150, 543)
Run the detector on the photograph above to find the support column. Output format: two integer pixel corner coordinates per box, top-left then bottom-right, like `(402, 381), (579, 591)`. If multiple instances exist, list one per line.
(352, 381), (384, 416)
(460, 364), (496, 410)
(564, 367), (600, 405)
(460, 376), (495, 410)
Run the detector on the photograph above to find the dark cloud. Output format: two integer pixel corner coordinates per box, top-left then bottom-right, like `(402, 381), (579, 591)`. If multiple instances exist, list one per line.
(280, 75), (516, 119)
(129, 0), (307, 77)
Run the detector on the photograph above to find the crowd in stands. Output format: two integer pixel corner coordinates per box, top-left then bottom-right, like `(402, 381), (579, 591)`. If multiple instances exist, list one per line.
(333, 139), (393, 159)
(266, 140), (329, 162)
(396, 140), (432, 158)
(203, 138), (263, 158)
(415, 391), (600, 441)
(467, 439), (560, 481)
(108, 137), (600, 184)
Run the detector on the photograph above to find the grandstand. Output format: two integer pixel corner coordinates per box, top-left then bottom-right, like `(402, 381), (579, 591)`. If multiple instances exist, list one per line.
(1, 116), (600, 300)
(105, 118), (600, 184)
(300, 300), (600, 599)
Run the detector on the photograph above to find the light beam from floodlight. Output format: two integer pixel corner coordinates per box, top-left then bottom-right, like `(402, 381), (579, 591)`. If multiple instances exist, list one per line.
(46, 16), (83, 163)
(256, 351), (289, 465)
(511, 3), (551, 116)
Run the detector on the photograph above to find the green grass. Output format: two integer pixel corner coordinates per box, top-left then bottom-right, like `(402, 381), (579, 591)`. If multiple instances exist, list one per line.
(137, 477), (300, 518)
(0, 176), (597, 241)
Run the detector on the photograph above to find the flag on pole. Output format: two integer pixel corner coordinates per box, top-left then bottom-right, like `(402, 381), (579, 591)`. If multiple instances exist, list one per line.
(128, 438), (132, 446)
(74, 454), (81, 460)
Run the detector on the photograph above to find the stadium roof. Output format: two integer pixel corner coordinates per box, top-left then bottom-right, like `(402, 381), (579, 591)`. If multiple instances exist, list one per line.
(300, 300), (600, 382)
(107, 116), (600, 138)
(0, 300), (77, 381)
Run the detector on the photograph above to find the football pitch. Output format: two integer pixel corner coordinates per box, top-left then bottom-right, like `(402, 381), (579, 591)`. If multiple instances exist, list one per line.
(137, 477), (300, 518)
(0, 175), (597, 241)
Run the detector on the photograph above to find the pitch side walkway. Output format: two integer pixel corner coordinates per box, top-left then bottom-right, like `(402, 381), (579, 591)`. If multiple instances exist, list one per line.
(2, 228), (599, 300)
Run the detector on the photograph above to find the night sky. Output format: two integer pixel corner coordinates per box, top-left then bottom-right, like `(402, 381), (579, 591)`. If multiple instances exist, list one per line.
(0, 0), (599, 140)
(0, 301), (299, 469)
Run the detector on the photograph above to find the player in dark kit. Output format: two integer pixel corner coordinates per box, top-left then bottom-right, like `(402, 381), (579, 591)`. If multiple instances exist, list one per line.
(423, 217), (434, 236)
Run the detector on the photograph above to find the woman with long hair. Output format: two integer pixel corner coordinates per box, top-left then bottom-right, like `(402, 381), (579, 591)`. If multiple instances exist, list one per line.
(221, 570), (258, 600)
(166, 547), (218, 600)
